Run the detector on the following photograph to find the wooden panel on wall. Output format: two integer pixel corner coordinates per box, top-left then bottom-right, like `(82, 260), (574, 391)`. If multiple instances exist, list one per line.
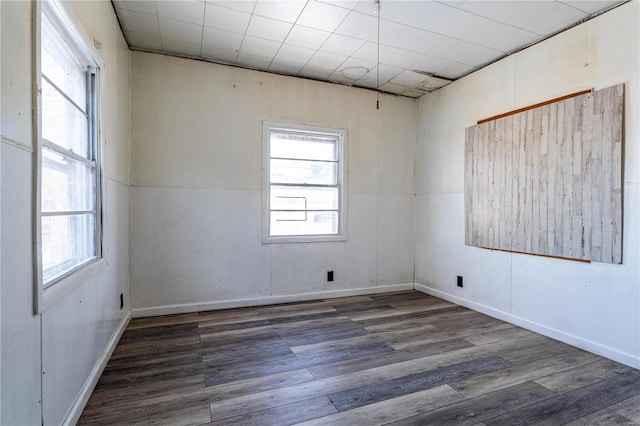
(465, 84), (623, 264)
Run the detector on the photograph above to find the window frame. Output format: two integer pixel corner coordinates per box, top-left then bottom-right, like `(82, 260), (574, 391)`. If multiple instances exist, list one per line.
(33, 0), (105, 314)
(262, 121), (348, 244)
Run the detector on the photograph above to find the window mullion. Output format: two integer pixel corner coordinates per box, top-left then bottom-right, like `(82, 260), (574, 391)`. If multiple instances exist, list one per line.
(270, 182), (339, 188)
(41, 74), (89, 117)
(270, 156), (338, 163)
(43, 139), (95, 167)
(42, 210), (95, 217)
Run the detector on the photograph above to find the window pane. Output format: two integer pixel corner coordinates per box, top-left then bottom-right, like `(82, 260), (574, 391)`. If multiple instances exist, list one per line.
(270, 159), (337, 185)
(271, 185), (338, 211)
(42, 214), (95, 284)
(41, 11), (87, 110)
(42, 147), (94, 213)
(271, 211), (338, 236)
(271, 132), (337, 161)
(42, 78), (89, 157)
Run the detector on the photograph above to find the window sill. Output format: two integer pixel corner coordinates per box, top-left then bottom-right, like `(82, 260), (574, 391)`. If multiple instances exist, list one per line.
(263, 234), (347, 244)
(39, 258), (107, 313)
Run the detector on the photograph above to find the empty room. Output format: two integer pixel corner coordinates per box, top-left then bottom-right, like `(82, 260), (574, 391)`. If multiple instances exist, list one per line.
(1, 0), (639, 424)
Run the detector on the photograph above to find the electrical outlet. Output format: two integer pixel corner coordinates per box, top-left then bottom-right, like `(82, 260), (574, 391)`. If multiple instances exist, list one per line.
(327, 271), (334, 282)
(120, 293), (124, 309)
(457, 276), (463, 288)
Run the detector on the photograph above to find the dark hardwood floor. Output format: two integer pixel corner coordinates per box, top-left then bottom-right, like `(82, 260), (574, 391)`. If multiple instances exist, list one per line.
(79, 291), (640, 425)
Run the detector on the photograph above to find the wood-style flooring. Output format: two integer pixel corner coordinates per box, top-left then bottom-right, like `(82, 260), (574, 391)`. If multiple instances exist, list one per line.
(79, 291), (640, 425)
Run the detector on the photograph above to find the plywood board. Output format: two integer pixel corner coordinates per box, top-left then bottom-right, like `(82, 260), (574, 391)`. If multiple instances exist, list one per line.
(465, 84), (623, 264)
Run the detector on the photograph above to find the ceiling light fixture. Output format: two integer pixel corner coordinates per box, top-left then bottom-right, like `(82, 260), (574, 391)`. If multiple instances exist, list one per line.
(374, 0), (380, 110)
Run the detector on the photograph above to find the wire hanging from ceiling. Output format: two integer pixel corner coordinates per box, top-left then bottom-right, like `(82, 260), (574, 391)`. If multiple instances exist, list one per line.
(374, 0), (380, 110)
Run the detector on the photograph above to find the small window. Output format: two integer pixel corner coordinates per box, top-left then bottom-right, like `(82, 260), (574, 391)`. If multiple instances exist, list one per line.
(263, 122), (347, 243)
(38, 1), (101, 286)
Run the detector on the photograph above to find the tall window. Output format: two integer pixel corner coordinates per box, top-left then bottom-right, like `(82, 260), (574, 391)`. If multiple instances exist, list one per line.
(38, 1), (101, 286)
(263, 122), (347, 242)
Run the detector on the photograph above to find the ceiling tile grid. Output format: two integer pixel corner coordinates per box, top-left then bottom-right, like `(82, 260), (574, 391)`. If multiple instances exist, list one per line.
(113, 0), (625, 98)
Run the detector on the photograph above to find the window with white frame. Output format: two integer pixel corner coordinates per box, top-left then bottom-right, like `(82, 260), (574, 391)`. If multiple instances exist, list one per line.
(38, 1), (101, 286)
(263, 122), (347, 242)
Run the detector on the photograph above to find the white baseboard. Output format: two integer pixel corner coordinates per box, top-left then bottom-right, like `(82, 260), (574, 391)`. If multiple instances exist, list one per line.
(63, 311), (131, 426)
(414, 283), (640, 369)
(132, 283), (415, 318)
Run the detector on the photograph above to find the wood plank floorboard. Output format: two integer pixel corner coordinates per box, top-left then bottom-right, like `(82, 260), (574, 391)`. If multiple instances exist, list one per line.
(79, 291), (639, 425)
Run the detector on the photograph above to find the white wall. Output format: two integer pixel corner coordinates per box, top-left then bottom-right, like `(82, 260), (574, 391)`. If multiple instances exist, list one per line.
(0, 1), (131, 425)
(415, 2), (640, 369)
(130, 52), (416, 316)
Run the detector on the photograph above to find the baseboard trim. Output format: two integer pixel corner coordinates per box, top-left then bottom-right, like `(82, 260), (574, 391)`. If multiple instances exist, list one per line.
(414, 283), (640, 369)
(62, 311), (131, 426)
(132, 283), (415, 318)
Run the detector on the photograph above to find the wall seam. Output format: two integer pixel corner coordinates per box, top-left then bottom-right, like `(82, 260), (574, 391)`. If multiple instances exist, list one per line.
(412, 97), (418, 285)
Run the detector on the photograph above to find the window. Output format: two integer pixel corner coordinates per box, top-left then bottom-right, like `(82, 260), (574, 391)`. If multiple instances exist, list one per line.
(263, 122), (347, 242)
(37, 1), (101, 287)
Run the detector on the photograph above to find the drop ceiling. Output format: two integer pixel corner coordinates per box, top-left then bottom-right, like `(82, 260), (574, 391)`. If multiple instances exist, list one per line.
(113, 0), (624, 98)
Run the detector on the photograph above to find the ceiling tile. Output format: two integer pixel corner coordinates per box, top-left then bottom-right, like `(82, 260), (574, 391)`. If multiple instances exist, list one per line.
(156, 1), (205, 25)
(162, 38), (202, 57)
(411, 55), (468, 78)
(204, 4), (251, 33)
(379, 20), (424, 50)
(269, 60), (305, 75)
(356, 63), (403, 88)
(352, 42), (376, 62)
(350, 0), (380, 17)
(527, 3), (588, 35)
(461, 20), (539, 53)
(378, 81), (406, 95)
(205, 1), (256, 14)
(354, 77), (377, 89)
(352, 42), (424, 70)
(116, 9), (160, 35)
(434, 39), (502, 67)
(202, 27), (244, 50)
(285, 25), (331, 50)
(375, 1), (451, 29)
(335, 11), (377, 41)
(400, 29), (455, 57)
(426, 6), (491, 39)
(377, 63), (404, 84)
(402, 90), (426, 98)
(560, 0), (620, 14)
(159, 18), (203, 45)
(113, 1), (157, 15)
(236, 52), (274, 69)
(298, 66), (335, 80)
(327, 70), (356, 85)
(391, 69), (433, 87)
(253, 0), (307, 23)
(239, 36), (281, 58)
(421, 75), (453, 91)
(378, 45), (422, 69)
(273, 44), (316, 65)
(320, 33), (365, 56)
(316, 0), (358, 10)
(124, 30), (162, 50)
(246, 15), (293, 42)
(336, 57), (377, 82)
(434, 62), (476, 79)
(393, 73), (452, 96)
(455, 1), (559, 34)
(305, 50), (348, 70)
(297, 1), (350, 32)
(201, 45), (238, 63)
(410, 55), (450, 73)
